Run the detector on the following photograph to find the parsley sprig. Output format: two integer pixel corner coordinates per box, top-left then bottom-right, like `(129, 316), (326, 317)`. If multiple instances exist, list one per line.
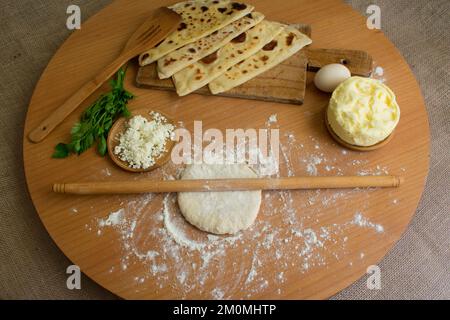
(53, 67), (134, 158)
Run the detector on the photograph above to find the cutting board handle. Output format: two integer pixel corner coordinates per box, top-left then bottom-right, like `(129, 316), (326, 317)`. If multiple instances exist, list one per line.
(305, 48), (373, 77)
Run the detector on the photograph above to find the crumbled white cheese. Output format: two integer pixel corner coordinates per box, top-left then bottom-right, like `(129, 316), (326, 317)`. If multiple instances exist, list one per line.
(114, 112), (175, 169)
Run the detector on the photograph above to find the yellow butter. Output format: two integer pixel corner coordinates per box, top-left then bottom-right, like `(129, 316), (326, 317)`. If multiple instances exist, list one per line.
(327, 76), (400, 147)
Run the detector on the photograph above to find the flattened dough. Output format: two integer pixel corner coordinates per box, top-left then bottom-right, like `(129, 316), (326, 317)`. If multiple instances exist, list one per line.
(177, 164), (262, 235)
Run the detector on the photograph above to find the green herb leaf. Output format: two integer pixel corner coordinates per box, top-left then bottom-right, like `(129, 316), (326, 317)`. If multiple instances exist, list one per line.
(52, 143), (70, 158)
(98, 135), (107, 156)
(73, 140), (81, 154)
(53, 67), (134, 158)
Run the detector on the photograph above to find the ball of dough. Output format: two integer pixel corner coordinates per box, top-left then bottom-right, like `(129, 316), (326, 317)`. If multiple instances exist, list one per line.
(177, 164), (262, 235)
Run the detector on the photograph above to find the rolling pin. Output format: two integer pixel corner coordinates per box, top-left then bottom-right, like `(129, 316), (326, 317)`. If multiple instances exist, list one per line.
(53, 176), (403, 195)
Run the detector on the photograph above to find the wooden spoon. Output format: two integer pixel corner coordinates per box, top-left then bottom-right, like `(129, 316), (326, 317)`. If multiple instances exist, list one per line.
(53, 175), (404, 195)
(107, 109), (177, 173)
(28, 7), (181, 143)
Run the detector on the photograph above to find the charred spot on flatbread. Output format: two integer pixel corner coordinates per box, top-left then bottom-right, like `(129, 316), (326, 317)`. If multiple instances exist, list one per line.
(286, 33), (295, 46)
(177, 22), (188, 31)
(231, 32), (247, 43)
(200, 51), (219, 64)
(232, 3), (247, 10)
(164, 58), (177, 66)
(262, 40), (278, 51)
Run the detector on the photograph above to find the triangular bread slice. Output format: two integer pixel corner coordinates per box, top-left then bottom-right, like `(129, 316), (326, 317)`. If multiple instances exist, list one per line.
(172, 20), (284, 96)
(139, 0), (254, 66)
(209, 25), (312, 94)
(157, 12), (265, 79)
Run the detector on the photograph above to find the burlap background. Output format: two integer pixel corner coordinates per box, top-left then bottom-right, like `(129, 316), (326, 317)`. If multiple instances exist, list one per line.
(0, 0), (448, 299)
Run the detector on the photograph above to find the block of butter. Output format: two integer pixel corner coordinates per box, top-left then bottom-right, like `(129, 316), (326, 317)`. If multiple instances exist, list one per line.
(327, 77), (400, 147)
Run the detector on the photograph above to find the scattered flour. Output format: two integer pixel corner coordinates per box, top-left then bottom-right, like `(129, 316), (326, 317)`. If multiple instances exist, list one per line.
(374, 66), (384, 76)
(352, 212), (384, 233)
(88, 120), (397, 299)
(268, 114), (278, 124)
(98, 209), (124, 227)
(305, 155), (322, 176)
(372, 65), (386, 83)
(162, 195), (206, 251)
(211, 288), (225, 300)
(101, 168), (112, 177)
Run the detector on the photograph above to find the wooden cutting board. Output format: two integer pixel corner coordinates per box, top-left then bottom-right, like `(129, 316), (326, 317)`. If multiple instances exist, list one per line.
(23, 0), (429, 299)
(136, 24), (374, 104)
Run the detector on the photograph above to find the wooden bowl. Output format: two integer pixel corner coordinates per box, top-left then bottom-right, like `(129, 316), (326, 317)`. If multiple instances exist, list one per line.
(107, 108), (177, 173)
(324, 106), (394, 152)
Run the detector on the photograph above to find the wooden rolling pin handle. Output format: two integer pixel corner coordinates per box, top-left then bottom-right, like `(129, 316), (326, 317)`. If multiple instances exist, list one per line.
(52, 183), (65, 194)
(28, 51), (136, 144)
(53, 176), (404, 195)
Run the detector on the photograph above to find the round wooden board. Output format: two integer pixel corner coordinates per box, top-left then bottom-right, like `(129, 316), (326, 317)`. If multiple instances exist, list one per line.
(23, 0), (429, 299)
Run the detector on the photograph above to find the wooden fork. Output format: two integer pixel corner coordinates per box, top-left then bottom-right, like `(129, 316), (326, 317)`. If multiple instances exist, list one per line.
(28, 7), (181, 143)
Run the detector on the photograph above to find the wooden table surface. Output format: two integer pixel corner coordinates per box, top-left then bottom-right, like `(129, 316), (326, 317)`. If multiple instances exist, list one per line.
(23, 0), (429, 299)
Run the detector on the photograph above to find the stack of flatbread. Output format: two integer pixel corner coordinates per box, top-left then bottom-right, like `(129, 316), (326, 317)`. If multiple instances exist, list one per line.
(139, 0), (312, 97)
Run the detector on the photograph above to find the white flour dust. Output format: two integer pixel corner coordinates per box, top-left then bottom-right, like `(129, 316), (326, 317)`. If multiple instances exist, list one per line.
(88, 114), (401, 299)
(371, 64), (386, 83)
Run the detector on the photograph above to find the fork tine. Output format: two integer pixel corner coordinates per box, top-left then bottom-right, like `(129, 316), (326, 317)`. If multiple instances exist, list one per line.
(136, 25), (158, 42)
(145, 26), (161, 41)
(140, 26), (163, 48)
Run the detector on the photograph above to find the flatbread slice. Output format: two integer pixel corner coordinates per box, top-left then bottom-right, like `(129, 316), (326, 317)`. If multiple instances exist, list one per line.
(172, 20), (284, 96)
(157, 12), (265, 79)
(138, 0), (254, 66)
(209, 26), (312, 94)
